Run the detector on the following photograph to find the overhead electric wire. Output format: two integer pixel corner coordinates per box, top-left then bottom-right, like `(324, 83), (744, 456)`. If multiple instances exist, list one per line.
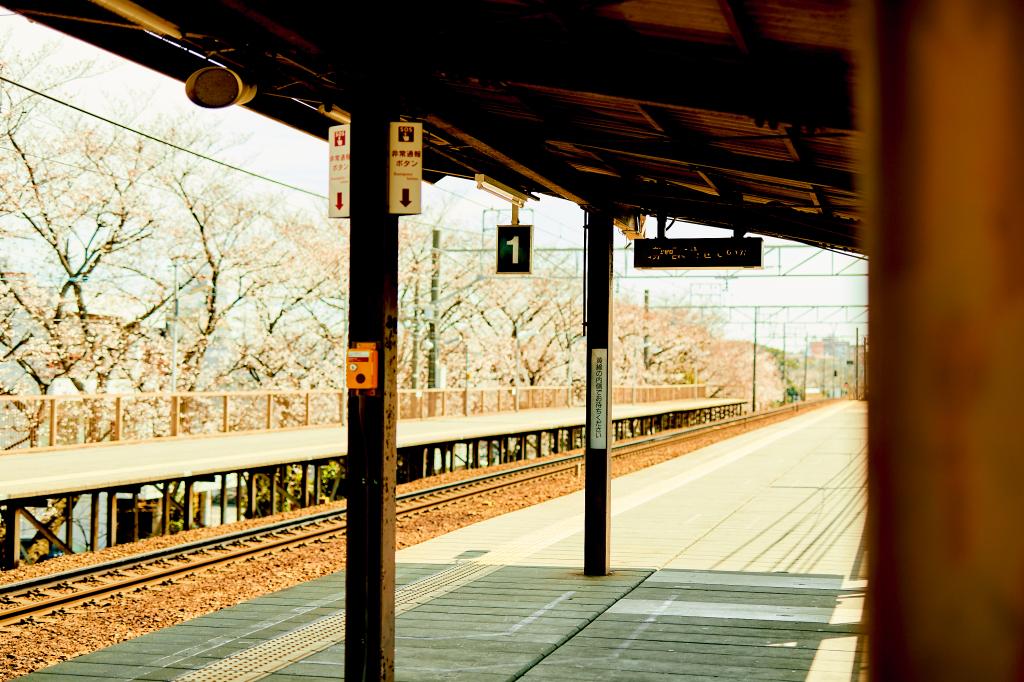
(0, 74), (323, 198)
(2, 73), (587, 247)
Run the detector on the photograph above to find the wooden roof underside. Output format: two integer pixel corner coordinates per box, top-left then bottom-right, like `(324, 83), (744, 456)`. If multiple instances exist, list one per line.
(12, 0), (862, 252)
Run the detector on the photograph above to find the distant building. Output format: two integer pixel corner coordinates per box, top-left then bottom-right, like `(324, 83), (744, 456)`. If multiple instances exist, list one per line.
(810, 337), (851, 361)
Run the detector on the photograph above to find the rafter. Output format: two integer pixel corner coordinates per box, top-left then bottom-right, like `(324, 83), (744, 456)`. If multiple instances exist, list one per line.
(717, 0), (756, 55)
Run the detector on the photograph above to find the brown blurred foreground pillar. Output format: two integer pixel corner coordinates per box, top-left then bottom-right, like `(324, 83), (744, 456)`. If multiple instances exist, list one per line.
(862, 1), (1024, 679)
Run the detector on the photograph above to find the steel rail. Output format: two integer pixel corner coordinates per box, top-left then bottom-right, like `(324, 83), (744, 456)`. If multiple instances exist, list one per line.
(0, 400), (828, 626)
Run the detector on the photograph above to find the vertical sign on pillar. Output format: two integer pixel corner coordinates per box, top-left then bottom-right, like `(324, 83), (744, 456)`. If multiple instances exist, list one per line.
(388, 122), (421, 214)
(589, 349), (608, 448)
(328, 124), (350, 218)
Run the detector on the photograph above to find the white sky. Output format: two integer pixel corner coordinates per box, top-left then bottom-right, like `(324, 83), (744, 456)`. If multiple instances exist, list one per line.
(0, 10), (867, 347)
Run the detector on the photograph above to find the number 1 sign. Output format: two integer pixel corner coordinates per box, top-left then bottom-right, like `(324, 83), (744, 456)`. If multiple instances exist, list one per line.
(496, 224), (533, 274)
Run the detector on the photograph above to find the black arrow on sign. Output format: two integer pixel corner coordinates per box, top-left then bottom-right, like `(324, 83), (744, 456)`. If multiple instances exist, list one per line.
(400, 188), (411, 207)
(336, 193), (344, 210)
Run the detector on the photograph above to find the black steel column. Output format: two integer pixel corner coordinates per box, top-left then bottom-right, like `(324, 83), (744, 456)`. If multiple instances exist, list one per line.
(584, 210), (613, 576)
(2, 506), (19, 569)
(345, 97), (399, 682)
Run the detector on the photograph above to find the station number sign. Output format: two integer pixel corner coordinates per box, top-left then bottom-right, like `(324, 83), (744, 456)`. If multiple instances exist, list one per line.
(496, 224), (533, 274)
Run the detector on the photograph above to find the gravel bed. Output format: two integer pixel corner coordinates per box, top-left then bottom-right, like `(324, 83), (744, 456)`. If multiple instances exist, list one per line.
(0, 404), (823, 679)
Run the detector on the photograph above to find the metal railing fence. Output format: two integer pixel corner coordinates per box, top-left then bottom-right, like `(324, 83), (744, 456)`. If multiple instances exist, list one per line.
(0, 384), (706, 452)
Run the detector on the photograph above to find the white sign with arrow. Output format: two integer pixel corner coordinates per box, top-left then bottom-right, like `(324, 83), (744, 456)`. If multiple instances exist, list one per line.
(388, 121), (422, 215)
(328, 124), (350, 218)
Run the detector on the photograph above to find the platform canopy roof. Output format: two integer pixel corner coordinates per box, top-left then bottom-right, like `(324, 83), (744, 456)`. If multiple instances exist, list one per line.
(11, 0), (861, 252)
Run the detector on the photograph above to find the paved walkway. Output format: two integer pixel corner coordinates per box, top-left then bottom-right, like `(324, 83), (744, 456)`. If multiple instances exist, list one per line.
(24, 401), (865, 681)
(0, 398), (742, 501)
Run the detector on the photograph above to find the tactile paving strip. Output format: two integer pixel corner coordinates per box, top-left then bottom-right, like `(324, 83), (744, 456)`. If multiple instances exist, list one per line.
(176, 514), (589, 681)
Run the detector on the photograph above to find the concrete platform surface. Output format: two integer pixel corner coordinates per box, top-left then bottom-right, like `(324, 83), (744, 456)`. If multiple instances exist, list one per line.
(23, 400), (865, 681)
(0, 398), (742, 502)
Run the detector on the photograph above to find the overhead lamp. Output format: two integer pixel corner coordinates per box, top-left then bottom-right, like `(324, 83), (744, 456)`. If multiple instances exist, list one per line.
(614, 213), (646, 240)
(475, 174), (530, 209)
(185, 66), (256, 108)
(88, 0), (182, 38)
(318, 104), (352, 125)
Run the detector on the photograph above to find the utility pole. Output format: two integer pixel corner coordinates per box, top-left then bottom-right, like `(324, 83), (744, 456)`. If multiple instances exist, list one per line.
(855, 327), (860, 400)
(171, 262), (179, 393)
(566, 340), (573, 395)
(643, 289), (651, 370)
(802, 334), (809, 401)
(782, 323), (787, 404)
(427, 226), (441, 388)
(410, 281), (420, 391)
(827, 348), (835, 395)
(513, 321), (521, 411)
(751, 307), (758, 412)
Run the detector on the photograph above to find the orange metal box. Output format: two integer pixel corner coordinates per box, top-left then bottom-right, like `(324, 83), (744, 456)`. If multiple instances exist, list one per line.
(346, 343), (378, 390)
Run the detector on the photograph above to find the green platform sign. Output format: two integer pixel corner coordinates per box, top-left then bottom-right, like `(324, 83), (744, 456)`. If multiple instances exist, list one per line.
(496, 224), (533, 274)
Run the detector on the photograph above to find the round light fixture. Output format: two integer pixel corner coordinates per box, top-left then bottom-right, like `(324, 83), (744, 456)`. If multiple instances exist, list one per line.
(185, 66), (256, 108)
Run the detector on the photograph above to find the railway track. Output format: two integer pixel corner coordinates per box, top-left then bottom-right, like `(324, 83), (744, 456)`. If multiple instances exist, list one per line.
(0, 401), (820, 627)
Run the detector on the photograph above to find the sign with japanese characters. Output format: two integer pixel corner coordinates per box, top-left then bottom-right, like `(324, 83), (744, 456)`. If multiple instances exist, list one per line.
(388, 122), (422, 214)
(589, 348), (608, 448)
(634, 238), (763, 269)
(495, 224), (533, 274)
(328, 124), (350, 218)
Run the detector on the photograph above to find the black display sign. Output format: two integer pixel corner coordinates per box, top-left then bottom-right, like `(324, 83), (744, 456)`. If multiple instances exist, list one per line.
(633, 238), (763, 269)
(496, 224), (533, 274)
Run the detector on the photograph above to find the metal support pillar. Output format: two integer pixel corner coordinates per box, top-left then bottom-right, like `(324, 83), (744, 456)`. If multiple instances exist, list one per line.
(862, 1), (1024, 678)
(269, 469), (279, 514)
(65, 495), (74, 550)
(183, 480), (194, 531)
(247, 473), (256, 519)
(106, 492), (117, 547)
(345, 94), (399, 682)
(236, 473), (244, 521)
(132, 491), (139, 542)
(162, 483), (171, 535)
(584, 210), (613, 576)
(3, 506), (19, 569)
(220, 474), (228, 523)
(90, 493), (100, 551)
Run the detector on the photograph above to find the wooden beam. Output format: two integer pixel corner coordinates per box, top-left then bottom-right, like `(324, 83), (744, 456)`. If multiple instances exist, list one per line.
(717, 0), (755, 55)
(425, 114), (589, 205)
(547, 134), (855, 191)
(21, 507), (73, 556)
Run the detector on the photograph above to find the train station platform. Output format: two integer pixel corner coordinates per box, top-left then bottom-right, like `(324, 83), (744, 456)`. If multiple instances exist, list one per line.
(22, 400), (864, 681)
(0, 398), (742, 503)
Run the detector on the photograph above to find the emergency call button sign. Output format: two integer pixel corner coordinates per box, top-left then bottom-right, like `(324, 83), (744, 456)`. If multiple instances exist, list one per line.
(389, 121), (422, 215)
(328, 124), (350, 219)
